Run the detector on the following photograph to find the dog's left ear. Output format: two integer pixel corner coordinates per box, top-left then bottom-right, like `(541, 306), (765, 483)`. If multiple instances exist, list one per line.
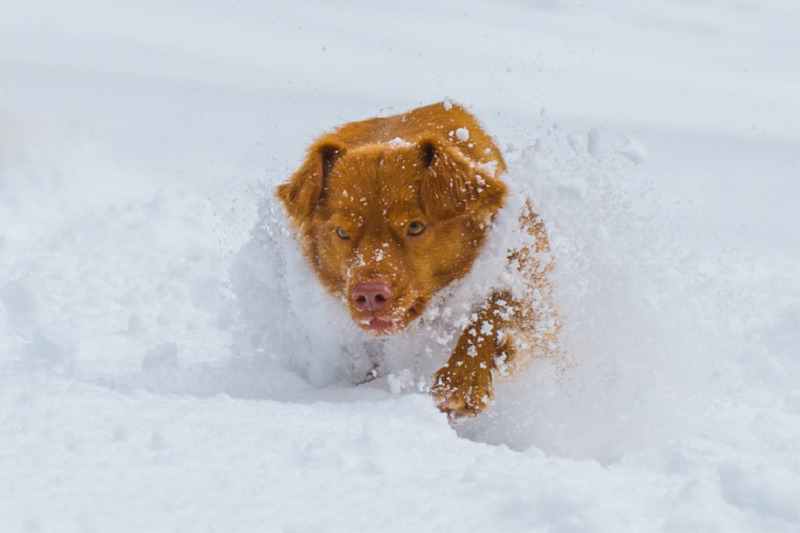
(418, 138), (507, 220)
(276, 139), (346, 223)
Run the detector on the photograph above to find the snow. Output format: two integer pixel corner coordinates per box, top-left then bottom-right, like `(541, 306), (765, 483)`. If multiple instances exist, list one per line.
(1, 0), (798, 531)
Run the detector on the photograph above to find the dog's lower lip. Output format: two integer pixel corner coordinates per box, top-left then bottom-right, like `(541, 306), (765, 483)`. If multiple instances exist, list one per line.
(362, 302), (423, 333)
(368, 318), (394, 331)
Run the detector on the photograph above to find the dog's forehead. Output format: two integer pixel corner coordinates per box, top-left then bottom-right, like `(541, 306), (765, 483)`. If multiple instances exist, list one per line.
(326, 146), (422, 218)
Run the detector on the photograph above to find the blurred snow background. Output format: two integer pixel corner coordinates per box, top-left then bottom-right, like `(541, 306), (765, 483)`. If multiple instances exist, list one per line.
(0, 0), (798, 531)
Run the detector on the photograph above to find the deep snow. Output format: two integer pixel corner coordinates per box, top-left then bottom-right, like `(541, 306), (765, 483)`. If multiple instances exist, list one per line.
(1, 0), (798, 532)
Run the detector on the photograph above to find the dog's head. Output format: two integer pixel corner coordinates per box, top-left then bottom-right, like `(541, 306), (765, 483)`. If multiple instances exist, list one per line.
(277, 133), (507, 336)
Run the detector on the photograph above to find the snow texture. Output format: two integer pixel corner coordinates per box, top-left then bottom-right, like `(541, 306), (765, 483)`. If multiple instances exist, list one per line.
(1, 0), (798, 532)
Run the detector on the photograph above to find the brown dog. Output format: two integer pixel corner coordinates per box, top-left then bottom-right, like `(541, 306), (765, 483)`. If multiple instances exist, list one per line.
(276, 102), (558, 420)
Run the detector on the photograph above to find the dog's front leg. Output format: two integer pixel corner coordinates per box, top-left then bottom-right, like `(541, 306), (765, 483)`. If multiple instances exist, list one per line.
(430, 294), (516, 421)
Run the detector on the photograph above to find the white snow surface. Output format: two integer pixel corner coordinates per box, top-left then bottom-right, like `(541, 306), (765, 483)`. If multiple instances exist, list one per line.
(1, 1), (798, 532)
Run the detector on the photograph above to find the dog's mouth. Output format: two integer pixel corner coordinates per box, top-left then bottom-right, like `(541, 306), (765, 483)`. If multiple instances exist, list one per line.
(366, 317), (395, 334)
(355, 299), (424, 337)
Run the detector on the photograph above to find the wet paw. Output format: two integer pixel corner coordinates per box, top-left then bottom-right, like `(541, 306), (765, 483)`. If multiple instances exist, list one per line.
(430, 362), (493, 422)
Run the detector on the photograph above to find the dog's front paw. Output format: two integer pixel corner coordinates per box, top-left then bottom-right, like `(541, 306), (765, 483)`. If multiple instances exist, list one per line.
(431, 361), (494, 422)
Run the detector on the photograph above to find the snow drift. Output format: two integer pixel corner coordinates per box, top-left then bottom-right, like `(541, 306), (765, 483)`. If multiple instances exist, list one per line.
(1, 0), (797, 531)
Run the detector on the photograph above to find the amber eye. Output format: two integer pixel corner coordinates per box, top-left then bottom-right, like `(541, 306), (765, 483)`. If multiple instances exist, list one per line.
(335, 227), (350, 240)
(407, 221), (426, 236)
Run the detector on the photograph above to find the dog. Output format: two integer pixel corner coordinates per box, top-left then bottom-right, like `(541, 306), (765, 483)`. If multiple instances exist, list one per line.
(276, 101), (559, 420)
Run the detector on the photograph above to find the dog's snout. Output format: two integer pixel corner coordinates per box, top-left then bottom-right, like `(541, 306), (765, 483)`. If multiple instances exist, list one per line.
(352, 282), (392, 312)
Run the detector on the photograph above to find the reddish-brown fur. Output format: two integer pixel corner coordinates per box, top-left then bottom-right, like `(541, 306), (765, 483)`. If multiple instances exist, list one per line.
(277, 102), (558, 420)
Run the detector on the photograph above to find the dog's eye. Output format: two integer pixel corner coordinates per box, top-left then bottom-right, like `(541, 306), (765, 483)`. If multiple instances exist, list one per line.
(335, 227), (350, 240)
(407, 221), (426, 237)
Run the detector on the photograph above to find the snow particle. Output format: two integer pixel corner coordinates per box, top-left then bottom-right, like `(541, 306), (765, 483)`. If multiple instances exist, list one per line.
(567, 132), (587, 153)
(388, 137), (411, 147)
(619, 137), (649, 164)
(587, 127), (604, 158)
(476, 160), (498, 177)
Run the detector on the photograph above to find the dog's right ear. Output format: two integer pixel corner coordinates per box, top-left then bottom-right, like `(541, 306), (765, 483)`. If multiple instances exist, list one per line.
(418, 138), (507, 220)
(276, 140), (346, 222)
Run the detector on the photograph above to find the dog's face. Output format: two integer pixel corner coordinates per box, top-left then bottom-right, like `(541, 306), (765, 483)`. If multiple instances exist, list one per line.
(277, 137), (506, 336)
